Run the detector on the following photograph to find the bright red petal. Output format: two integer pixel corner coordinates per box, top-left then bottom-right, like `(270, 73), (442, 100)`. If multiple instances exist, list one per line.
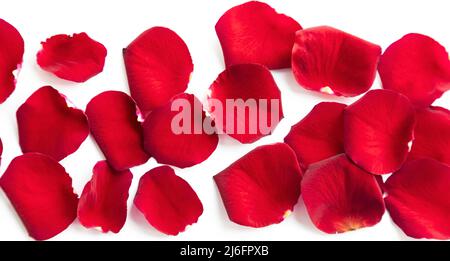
(134, 166), (203, 235)
(17, 86), (89, 161)
(215, 1), (301, 69)
(123, 27), (193, 115)
(284, 102), (346, 170)
(214, 143), (302, 227)
(378, 33), (450, 108)
(292, 26), (381, 97)
(344, 89), (416, 174)
(86, 91), (150, 171)
(385, 159), (450, 239)
(0, 153), (78, 240)
(37, 33), (107, 82)
(77, 161), (132, 233)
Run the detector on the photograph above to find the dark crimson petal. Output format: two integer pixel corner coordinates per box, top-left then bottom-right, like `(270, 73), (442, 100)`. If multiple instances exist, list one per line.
(77, 161), (132, 233)
(37, 33), (106, 83)
(123, 27), (193, 115)
(408, 106), (450, 165)
(208, 63), (283, 143)
(0, 153), (78, 240)
(292, 26), (381, 97)
(385, 159), (450, 239)
(302, 154), (385, 234)
(378, 33), (450, 108)
(143, 93), (218, 168)
(0, 138), (2, 165)
(344, 89), (416, 174)
(86, 91), (149, 171)
(215, 1), (302, 69)
(17, 86), (89, 161)
(134, 166), (203, 235)
(214, 143), (302, 227)
(284, 102), (346, 170)
(0, 19), (24, 103)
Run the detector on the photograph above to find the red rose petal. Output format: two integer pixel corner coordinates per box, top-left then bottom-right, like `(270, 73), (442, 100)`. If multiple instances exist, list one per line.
(86, 91), (150, 171)
(143, 93), (218, 168)
(123, 27), (193, 115)
(37, 33), (107, 82)
(284, 102), (346, 170)
(77, 161), (132, 233)
(292, 26), (381, 96)
(302, 154), (385, 234)
(134, 166), (203, 235)
(344, 89), (416, 174)
(0, 153), (78, 240)
(17, 86), (89, 161)
(0, 19), (24, 103)
(208, 63), (283, 143)
(378, 33), (450, 108)
(215, 1), (302, 69)
(385, 159), (450, 239)
(214, 143), (302, 227)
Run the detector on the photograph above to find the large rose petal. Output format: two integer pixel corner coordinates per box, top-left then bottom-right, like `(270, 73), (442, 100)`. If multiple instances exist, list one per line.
(123, 27), (193, 115)
(17, 86), (89, 161)
(214, 143), (302, 227)
(215, 1), (302, 69)
(77, 161), (132, 233)
(0, 153), (78, 240)
(292, 26), (381, 96)
(344, 89), (416, 174)
(37, 33), (107, 82)
(378, 33), (450, 108)
(385, 159), (450, 239)
(86, 91), (150, 171)
(134, 166), (203, 235)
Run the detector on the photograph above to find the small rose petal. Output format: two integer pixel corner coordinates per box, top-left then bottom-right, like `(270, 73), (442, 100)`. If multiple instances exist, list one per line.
(0, 153), (78, 240)
(86, 91), (149, 171)
(143, 93), (218, 168)
(0, 138), (3, 165)
(292, 26), (381, 97)
(134, 166), (203, 235)
(284, 102), (346, 170)
(344, 89), (416, 174)
(37, 33), (107, 82)
(123, 27), (193, 115)
(17, 86), (89, 161)
(208, 63), (283, 143)
(214, 143), (302, 227)
(77, 161), (132, 233)
(385, 159), (450, 239)
(216, 1), (302, 69)
(378, 33), (450, 108)
(302, 154), (385, 234)
(0, 19), (24, 103)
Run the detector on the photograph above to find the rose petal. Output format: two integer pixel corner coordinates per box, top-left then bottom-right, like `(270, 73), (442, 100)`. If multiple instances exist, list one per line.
(344, 89), (416, 174)
(214, 143), (302, 227)
(86, 91), (150, 171)
(123, 27), (193, 115)
(378, 33), (450, 108)
(134, 166), (203, 235)
(292, 26), (381, 96)
(143, 93), (218, 168)
(215, 1), (302, 69)
(208, 63), (283, 143)
(77, 161), (132, 233)
(37, 33), (107, 82)
(17, 86), (89, 161)
(385, 159), (450, 239)
(302, 154), (385, 234)
(0, 153), (78, 240)
(284, 102), (346, 170)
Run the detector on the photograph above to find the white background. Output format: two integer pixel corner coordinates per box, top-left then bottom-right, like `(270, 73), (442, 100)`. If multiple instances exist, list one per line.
(0, 0), (449, 241)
